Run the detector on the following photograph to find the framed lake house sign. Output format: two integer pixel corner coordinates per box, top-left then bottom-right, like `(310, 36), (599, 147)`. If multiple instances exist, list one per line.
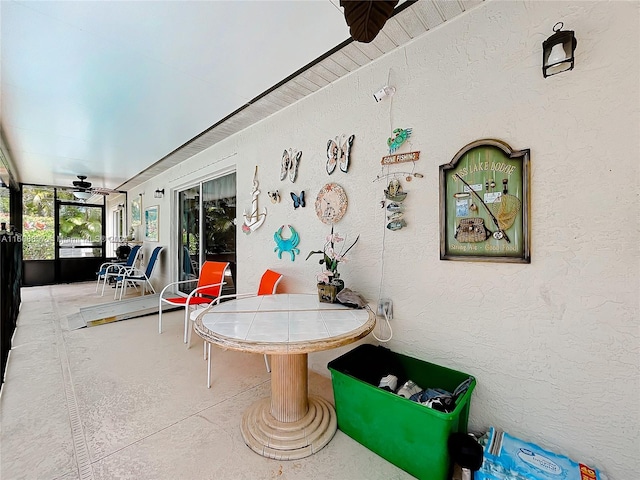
(439, 139), (530, 263)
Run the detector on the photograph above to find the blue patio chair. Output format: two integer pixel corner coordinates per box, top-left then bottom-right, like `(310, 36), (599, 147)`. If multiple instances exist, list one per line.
(114, 246), (163, 300)
(96, 245), (141, 296)
(182, 246), (199, 280)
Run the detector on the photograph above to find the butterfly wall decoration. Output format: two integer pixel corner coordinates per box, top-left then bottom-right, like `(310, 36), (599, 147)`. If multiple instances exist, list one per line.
(290, 191), (305, 209)
(280, 149), (302, 182)
(326, 134), (355, 174)
(267, 190), (280, 204)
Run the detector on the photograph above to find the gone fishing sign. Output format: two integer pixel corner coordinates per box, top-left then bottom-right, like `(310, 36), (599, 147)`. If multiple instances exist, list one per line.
(439, 139), (531, 263)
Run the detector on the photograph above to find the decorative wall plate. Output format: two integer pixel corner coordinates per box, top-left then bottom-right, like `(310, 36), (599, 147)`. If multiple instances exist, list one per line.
(315, 183), (348, 224)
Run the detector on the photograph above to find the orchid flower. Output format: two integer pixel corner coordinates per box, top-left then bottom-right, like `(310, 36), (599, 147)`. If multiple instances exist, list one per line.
(316, 270), (334, 284)
(327, 233), (344, 243)
(306, 226), (359, 284)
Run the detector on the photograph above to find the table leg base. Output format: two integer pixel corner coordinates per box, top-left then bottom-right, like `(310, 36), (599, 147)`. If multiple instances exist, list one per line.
(241, 395), (337, 460)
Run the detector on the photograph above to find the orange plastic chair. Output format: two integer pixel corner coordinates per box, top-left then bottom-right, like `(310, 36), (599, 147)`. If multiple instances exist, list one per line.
(197, 269), (283, 388)
(158, 261), (229, 344)
(256, 269), (283, 296)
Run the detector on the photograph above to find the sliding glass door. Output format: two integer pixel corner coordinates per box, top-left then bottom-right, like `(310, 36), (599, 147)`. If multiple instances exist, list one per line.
(177, 172), (236, 295)
(202, 173), (236, 292)
(178, 186), (200, 291)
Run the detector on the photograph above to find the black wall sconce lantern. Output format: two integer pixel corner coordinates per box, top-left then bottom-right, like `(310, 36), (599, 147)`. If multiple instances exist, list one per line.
(543, 22), (577, 78)
(154, 188), (164, 199)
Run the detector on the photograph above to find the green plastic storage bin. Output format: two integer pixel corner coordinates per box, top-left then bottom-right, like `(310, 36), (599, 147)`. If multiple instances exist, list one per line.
(327, 344), (476, 480)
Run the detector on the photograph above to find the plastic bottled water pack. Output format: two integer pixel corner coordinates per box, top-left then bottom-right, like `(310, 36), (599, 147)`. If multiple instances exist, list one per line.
(476, 427), (607, 480)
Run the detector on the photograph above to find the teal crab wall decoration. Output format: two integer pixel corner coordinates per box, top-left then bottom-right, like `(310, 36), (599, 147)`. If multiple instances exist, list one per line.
(274, 225), (300, 261)
(387, 127), (412, 153)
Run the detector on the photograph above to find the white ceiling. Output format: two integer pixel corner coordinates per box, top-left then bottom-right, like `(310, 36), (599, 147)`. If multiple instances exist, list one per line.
(1, 0), (479, 192)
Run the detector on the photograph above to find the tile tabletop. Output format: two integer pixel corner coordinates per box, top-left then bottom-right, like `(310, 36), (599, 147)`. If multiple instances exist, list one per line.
(194, 293), (375, 353)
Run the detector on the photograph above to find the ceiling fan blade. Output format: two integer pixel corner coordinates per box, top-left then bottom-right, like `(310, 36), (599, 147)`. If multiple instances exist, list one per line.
(340, 0), (398, 43)
(91, 187), (119, 195)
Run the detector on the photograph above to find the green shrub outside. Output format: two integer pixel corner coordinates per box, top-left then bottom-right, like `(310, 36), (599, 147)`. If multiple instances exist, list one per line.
(23, 216), (55, 260)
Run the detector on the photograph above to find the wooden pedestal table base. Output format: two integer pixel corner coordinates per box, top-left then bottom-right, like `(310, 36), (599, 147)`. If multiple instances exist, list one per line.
(240, 353), (337, 460)
(193, 293), (375, 459)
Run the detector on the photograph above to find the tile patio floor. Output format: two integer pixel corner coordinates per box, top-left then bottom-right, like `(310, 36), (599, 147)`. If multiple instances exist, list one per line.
(1, 282), (423, 480)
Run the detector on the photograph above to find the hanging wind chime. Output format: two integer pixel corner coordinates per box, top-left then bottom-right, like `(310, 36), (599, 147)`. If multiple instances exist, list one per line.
(373, 127), (422, 232)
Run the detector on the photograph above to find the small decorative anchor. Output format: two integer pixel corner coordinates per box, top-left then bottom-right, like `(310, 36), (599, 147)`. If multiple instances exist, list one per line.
(273, 225), (300, 261)
(242, 166), (267, 235)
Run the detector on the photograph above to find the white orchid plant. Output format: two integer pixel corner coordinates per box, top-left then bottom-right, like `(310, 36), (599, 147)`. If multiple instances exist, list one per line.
(306, 226), (359, 285)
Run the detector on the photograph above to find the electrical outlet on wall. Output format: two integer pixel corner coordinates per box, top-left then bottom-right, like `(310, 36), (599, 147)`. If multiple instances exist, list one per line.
(377, 298), (393, 320)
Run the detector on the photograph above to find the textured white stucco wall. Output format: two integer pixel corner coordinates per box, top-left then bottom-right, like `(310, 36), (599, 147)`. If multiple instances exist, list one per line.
(135, 1), (639, 477)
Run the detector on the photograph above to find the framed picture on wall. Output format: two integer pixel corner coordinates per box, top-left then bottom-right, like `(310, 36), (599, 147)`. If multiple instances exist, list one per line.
(439, 138), (530, 263)
(144, 205), (159, 242)
(131, 196), (142, 227)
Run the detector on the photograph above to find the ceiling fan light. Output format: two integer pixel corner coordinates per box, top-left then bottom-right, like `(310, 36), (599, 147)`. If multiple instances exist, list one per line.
(73, 191), (92, 200)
